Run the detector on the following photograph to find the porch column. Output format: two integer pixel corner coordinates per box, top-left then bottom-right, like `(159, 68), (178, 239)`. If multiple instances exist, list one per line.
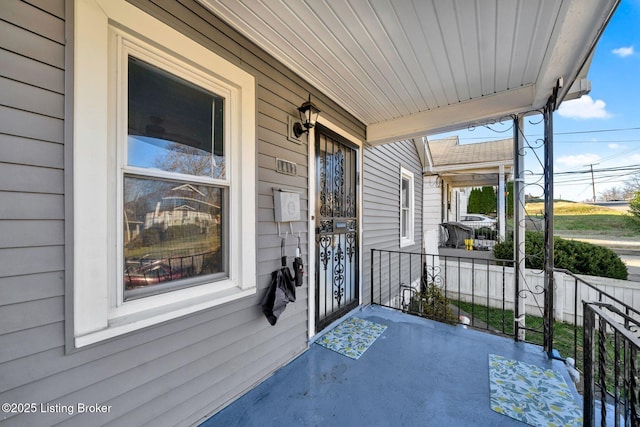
(513, 116), (526, 341)
(543, 99), (555, 355)
(497, 164), (506, 241)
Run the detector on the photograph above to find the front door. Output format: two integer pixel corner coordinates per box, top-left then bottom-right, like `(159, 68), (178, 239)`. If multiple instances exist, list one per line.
(315, 125), (359, 331)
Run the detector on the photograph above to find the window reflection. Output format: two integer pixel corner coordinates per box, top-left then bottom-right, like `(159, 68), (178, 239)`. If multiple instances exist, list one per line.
(123, 177), (225, 294)
(127, 56), (225, 179)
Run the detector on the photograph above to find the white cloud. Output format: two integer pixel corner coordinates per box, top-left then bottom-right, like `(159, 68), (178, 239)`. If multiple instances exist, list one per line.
(628, 153), (640, 164)
(608, 143), (622, 149)
(557, 95), (611, 119)
(556, 153), (600, 169)
(612, 46), (635, 57)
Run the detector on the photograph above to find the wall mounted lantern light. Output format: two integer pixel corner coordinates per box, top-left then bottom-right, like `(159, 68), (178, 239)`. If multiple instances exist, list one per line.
(293, 95), (321, 138)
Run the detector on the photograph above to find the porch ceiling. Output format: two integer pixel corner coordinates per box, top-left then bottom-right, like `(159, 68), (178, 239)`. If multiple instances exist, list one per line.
(199, 0), (618, 145)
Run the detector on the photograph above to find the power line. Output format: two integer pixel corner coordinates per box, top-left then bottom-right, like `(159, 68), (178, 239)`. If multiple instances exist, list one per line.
(552, 165), (640, 175)
(455, 126), (640, 141)
(554, 127), (640, 135)
(555, 139), (640, 144)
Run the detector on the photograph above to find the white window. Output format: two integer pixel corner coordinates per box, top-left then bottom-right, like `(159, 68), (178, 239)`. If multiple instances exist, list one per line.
(73, 0), (256, 347)
(400, 167), (414, 247)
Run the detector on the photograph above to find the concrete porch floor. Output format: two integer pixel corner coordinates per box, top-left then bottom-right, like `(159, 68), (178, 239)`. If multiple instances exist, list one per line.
(200, 305), (580, 427)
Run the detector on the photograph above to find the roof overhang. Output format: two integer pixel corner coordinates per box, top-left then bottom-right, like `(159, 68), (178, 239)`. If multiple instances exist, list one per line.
(428, 163), (514, 188)
(368, 86), (535, 145)
(199, 0), (619, 145)
(424, 136), (514, 187)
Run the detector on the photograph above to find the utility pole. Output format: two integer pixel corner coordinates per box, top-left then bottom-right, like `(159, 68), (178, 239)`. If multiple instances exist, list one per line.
(587, 163), (599, 202)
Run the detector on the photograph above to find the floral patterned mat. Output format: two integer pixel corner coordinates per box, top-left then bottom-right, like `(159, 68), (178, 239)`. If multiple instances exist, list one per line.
(316, 317), (387, 360)
(489, 354), (582, 427)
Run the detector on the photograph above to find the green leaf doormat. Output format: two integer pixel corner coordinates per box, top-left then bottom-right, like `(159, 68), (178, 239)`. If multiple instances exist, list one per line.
(316, 317), (387, 359)
(488, 354), (582, 426)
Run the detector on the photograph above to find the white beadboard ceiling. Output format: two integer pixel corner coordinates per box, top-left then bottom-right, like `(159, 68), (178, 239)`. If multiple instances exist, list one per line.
(199, 0), (618, 145)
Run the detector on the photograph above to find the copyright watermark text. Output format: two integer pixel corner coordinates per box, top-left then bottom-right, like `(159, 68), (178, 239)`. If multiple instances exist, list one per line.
(2, 402), (112, 416)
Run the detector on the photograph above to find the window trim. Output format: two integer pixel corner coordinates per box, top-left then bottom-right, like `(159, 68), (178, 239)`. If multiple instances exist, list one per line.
(399, 167), (415, 247)
(115, 31), (233, 309)
(73, 0), (256, 347)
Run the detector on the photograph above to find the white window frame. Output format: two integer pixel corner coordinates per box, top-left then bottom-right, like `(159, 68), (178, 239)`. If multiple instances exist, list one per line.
(400, 167), (415, 247)
(73, 0), (256, 347)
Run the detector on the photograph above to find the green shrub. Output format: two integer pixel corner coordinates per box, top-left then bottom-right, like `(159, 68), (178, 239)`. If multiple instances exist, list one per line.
(409, 282), (458, 324)
(625, 214), (640, 232)
(631, 190), (640, 220)
(493, 231), (628, 280)
(139, 227), (161, 246)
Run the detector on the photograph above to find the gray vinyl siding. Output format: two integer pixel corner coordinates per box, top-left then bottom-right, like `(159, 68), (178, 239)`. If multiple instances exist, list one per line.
(423, 176), (443, 253)
(0, 1), (364, 427)
(423, 177), (442, 230)
(362, 140), (423, 305)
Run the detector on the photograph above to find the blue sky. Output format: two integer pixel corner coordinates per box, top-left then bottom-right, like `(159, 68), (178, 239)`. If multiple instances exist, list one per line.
(552, 0), (640, 201)
(431, 0), (640, 202)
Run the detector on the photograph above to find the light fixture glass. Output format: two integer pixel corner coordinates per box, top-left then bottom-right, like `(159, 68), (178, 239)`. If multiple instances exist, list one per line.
(293, 94), (321, 138)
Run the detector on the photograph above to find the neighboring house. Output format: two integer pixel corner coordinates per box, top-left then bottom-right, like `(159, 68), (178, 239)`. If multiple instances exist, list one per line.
(422, 136), (513, 250)
(0, 1), (616, 426)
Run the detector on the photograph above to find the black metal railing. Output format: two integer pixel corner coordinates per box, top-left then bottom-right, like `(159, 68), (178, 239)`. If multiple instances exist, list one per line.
(371, 249), (640, 426)
(370, 249), (521, 338)
(553, 268), (640, 371)
(124, 250), (221, 290)
(583, 302), (640, 427)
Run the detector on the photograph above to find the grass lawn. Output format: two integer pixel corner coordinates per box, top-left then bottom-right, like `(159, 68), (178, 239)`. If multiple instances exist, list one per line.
(125, 234), (220, 260)
(452, 300), (582, 362)
(524, 200), (640, 238)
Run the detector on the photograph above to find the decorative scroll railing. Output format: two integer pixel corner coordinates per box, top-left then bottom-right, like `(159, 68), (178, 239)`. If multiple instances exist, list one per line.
(583, 302), (640, 427)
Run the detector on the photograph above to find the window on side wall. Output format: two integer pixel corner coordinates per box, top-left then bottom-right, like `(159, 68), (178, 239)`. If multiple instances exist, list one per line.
(73, 0), (256, 348)
(400, 167), (414, 247)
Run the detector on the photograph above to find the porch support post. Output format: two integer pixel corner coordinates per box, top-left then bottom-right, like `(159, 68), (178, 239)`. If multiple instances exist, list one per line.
(543, 99), (555, 355)
(497, 164), (506, 241)
(513, 116), (526, 341)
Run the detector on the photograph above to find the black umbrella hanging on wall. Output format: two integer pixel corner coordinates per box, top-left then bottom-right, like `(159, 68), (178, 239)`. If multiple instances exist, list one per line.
(293, 234), (304, 287)
(260, 237), (296, 326)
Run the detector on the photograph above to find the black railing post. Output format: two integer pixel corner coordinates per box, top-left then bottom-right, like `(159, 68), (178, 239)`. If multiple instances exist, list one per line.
(583, 302), (595, 427)
(629, 346), (640, 426)
(598, 315), (607, 426)
(370, 248), (374, 306)
(543, 98), (555, 356)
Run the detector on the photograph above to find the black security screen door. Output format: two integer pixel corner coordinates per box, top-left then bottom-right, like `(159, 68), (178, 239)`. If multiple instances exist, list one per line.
(315, 125), (359, 331)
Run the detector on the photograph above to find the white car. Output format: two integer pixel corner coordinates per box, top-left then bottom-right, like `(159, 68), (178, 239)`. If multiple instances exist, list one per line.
(459, 214), (497, 229)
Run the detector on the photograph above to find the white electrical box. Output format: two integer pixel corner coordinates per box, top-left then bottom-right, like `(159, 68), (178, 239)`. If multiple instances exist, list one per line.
(274, 191), (300, 222)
